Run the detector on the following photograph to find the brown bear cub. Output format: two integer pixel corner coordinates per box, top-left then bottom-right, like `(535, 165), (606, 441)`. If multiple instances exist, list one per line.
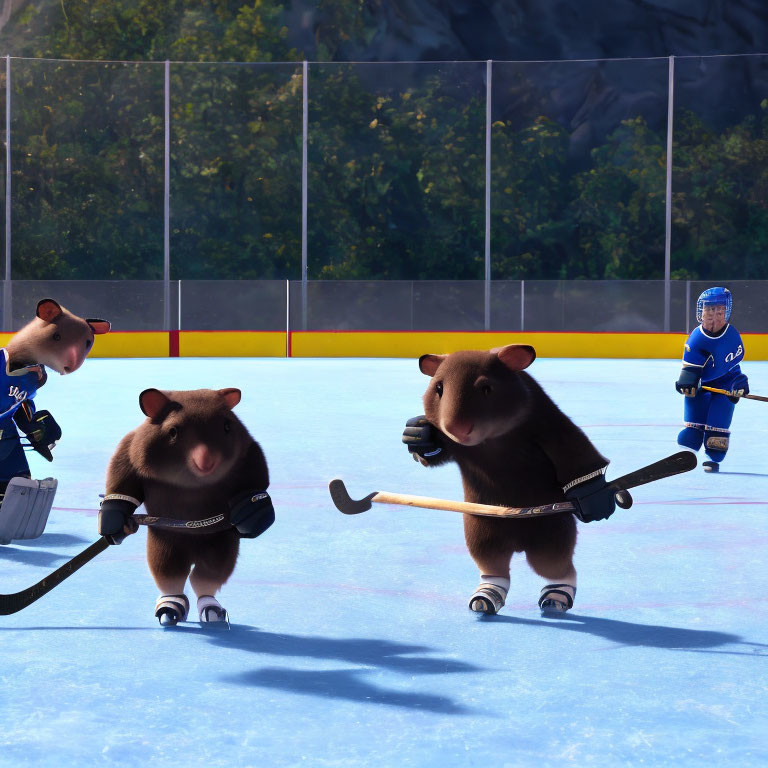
(402, 344), (621, 616)
(99, 388), (274, 626)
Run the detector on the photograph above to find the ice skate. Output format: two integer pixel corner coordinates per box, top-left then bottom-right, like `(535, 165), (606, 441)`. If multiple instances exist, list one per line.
(539, 583), (576, 615)
(198, 594), (229, 627)
(154, 594), (189, 626)
(468, 581), (508, 616)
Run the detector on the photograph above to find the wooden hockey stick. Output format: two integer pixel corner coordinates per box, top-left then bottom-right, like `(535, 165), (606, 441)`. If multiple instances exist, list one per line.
(329, 451), (697, 519)
(701, 385), (768, 403)
(328, 480), (575, 518)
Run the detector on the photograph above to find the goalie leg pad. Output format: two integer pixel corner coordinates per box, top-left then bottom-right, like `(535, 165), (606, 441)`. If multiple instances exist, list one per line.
(154, 594), (189, 626)
(539, 583), (576, 615)
(0, 476), (57, 544)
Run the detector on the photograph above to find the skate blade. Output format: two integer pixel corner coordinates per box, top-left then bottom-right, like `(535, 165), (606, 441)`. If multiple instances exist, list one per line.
(539, 599), (569, 617)
(199, 610), (231, 630)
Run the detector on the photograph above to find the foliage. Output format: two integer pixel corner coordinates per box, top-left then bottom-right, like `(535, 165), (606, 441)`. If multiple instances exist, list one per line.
(2, 4), (768, 281)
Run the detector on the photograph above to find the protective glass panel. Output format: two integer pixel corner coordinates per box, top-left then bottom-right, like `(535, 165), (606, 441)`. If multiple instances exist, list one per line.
(10, 280), (168, 331)
(10, 60), (164, 280)
(491, 58), (669, 281)
(170, 63), (303, 280)
(179, 280), (287, 331)
(308, 62), (486, 280)
(521, 280), (672, 332)
(672, 55), (768, 280)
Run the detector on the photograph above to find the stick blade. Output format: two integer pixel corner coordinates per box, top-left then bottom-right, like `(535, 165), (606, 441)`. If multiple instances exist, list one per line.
(328, 479), (376, 515)
(609, 450), (697, 494)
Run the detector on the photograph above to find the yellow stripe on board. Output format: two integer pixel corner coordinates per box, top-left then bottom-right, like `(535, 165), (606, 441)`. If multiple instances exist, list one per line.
(80, 332), (170, 358)
(4, 330), (768, 360)
(179, 331), (286, 357)
(288, 331), (691, 359)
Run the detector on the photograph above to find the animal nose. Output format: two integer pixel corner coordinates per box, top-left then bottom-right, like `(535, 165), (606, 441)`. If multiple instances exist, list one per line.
(62, 347), (83, 375)
(190, 445), (220, 475)
(446, 419), (474, 442)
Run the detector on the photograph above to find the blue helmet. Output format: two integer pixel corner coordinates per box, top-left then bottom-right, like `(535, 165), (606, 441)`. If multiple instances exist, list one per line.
(696, 287), (732, 323)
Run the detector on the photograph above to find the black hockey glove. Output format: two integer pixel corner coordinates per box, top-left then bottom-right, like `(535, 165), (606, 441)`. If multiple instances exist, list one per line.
(728, 373), (749, 403)
(402, 415), (443, 463)
(229, 490), (275, 539)
(13, 408), (61, 462)
(98, 494), (140, 545)
(565, 472), (628, 523)
(675, 367), (701, 397)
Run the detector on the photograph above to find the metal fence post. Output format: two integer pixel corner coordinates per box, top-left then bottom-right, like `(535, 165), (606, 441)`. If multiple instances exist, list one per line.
(484, 60), (492, 331)
(3, 54), (11, 332)
(163, 60), (171, 332)
(301, 60), (308, 331)
(664, 55), (675, 333)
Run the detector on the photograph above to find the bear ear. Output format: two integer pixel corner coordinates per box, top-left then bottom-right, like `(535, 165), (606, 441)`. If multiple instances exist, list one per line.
(139, 389), (172, 420)
(493, 344), (536, 371)
(418, 354), (446, 376)
(37, 299), (63, 323)
(218, 388), (241, 409)
(87, 319), (111, 335)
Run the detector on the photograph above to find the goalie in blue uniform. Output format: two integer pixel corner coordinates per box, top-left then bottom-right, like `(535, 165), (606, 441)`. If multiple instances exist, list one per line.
(675, 287), (748, 472)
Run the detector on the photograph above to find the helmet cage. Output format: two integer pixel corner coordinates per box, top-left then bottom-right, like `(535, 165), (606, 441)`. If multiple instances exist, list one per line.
(696, 287), (732, 324)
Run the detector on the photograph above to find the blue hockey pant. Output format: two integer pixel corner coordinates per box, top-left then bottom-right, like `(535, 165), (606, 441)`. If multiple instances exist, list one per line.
(677, 390), (735, 463)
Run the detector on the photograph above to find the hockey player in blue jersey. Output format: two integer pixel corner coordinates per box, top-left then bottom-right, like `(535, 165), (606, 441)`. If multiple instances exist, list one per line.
(675, 287), (748, 472)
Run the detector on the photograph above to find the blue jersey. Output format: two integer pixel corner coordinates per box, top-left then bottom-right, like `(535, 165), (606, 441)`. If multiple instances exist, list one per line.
(0, 348), (42, 421)
(681, 325), (744, 384)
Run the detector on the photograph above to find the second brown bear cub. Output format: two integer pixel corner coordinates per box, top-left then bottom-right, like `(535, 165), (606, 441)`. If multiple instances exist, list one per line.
(403, 344), (621, 616)
(99, 388), (274, 625)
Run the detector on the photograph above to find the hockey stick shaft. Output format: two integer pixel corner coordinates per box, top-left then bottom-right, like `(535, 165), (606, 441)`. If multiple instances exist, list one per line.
(701, 385), (768, 403)
(370, 490), (573, 518)
(0, 537), (110, 616)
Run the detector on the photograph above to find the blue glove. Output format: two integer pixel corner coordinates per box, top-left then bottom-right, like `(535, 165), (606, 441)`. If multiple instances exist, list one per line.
(728, 373), (749, 403)
(675, 367), (701, 397)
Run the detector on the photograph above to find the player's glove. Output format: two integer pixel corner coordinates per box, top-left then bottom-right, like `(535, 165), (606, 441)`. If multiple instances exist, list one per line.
(728, 372), (749, 403)
(565, 471), (631, 523)
(98, 494), (140, 545)
(402, 415), (444, 464)
(229, 490), (275, 538)
(675, 367), (701, 397)
(13, 407), (61, 462)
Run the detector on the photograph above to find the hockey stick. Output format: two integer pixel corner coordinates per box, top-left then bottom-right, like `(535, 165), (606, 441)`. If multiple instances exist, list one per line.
(701, 385), (768, 403)
(0, 537), (110, 616)
(329, 450), (697, 518)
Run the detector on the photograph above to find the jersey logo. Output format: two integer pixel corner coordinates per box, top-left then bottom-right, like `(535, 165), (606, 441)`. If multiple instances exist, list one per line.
(685, 343), (691, 352)
(725, 345), (743, 363)
(7, 385), (27, 404)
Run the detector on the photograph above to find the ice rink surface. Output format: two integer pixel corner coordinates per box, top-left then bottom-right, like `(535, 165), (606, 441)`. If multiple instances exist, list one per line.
(1, 356), (767, 768)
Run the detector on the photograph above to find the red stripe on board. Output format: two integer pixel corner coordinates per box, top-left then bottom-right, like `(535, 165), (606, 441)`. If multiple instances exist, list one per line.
(169, 330), (180, 357)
